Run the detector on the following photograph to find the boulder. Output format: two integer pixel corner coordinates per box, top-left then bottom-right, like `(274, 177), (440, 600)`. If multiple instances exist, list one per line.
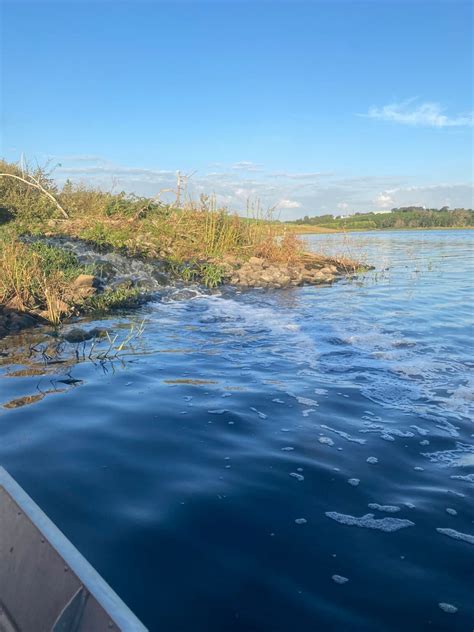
(70, 274), (99, 300)
(62, 327), (107, 344)
(72, 274), (97, 289)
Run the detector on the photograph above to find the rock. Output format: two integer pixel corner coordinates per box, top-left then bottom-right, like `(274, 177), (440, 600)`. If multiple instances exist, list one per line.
(69, 274), (99, 300)
(0, 307), (44, 338)
(62, 327), (107, 344)
(220, 253), (357, 289)
(72, 274), (97, 289)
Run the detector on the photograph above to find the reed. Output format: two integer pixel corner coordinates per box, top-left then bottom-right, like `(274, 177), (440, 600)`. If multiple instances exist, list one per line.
(0, 159), (303, 265)
(0, 238), (88, 324)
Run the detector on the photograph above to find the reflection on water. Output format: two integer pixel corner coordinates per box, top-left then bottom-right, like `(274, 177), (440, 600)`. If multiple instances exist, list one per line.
(0, 229), (473, 631)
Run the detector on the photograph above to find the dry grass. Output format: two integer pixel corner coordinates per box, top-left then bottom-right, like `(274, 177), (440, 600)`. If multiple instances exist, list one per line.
(0, 159), (305, 265)
(0, 241), (72, 324)
(0, 158), (366, 314)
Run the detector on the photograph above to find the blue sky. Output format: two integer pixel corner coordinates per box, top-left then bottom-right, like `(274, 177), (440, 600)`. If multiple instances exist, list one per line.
(1, 0), (473, 217)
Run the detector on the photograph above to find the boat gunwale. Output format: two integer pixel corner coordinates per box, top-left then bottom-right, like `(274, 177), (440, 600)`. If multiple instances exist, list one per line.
(0, 466), (148, 632)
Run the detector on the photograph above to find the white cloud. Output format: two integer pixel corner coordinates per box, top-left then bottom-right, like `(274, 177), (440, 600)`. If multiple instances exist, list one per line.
(269, 171), (330, 180)
(365, 99), (473, 128)
(44, 155), (473, 219)
(374, 193), (394, 209)
(231, 161), (263, 172)
(277, 199), (302, 209)
(55, 154), (104, 163)
(56, 164), (174, 179)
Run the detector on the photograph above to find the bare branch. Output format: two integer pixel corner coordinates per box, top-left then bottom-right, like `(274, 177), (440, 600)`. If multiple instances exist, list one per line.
(0, 172), (69, 219)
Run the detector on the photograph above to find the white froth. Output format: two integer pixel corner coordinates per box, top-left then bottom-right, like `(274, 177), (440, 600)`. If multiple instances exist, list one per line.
(319, 436), (335, 446)
(436, 528), (474, 545)
(438, 603), (458, 613)
(368, 503), (401, 513)
(289, 472), (304, 481)
(325, 512), (415, 532)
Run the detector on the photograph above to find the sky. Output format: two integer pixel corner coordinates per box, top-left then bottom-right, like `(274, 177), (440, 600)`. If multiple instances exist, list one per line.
(1, 0), (473, 218)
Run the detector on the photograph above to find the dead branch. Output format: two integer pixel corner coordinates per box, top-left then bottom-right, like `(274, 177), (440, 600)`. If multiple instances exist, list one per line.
(0, 172), (69, 219)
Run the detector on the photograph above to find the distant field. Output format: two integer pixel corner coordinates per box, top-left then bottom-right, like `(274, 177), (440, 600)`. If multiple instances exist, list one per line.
(288, 224), (474, 234)
(284, 224), (340, 234)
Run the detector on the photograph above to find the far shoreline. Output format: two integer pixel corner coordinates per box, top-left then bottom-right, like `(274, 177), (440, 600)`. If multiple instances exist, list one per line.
(290, 225), (474, 235)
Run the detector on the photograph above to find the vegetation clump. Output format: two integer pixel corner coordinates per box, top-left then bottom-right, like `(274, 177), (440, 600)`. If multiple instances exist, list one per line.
(0, 237), (85, 324)
(0, 158), (363, 332)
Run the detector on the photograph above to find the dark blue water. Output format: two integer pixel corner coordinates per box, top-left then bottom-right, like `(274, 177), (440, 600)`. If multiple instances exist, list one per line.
(1, 229), (473, 631)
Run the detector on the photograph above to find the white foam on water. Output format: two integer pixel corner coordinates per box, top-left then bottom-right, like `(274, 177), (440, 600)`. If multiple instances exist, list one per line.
(446, 508), (457, 516)
(444, 380), (474, 417)
(450, 473), (474, 483)
(281, 446), (294, 451)
(314, 388), (328, 396)
(366, 456), (379, 464)
(332, 575), (349, 584)
(325, 512), (415, 532)
(360, 423), (415, 440)
(320, 425), (366, 445)
(250, 407), (267, 419)
(438, 603), (458, 614)
(319, 436), (335, 446)
(295, 518), (307, 525)
(200, 297), (316, 359)
(436, 528), (474, 545)
(296, 396), (319, 407)
(348, 478), (360, 487)
(368, 503), (401, 513)
(422, 443), (474, 467)
(289, 472), (304, 481)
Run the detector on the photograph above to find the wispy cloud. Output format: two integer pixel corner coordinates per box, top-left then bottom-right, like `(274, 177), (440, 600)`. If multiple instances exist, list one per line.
(277, 199), (302, 209)
(56, 164), (174, 178)
(55, 154), (104, 163)
(364, 99), (473, 128)
(268, 171), (331, 180)
(231, 161), (264, 172)
(45, 155), (473, 218)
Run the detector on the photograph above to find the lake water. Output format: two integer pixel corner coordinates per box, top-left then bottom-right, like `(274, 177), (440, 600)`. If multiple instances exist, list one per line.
(1, 229), (473, 631)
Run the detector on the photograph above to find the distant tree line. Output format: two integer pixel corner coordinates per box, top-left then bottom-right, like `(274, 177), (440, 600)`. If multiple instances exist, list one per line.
(288, 207), (474, 230)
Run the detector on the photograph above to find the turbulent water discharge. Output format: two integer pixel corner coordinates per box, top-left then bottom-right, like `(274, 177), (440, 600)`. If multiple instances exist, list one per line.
(1, 230), (473, 631)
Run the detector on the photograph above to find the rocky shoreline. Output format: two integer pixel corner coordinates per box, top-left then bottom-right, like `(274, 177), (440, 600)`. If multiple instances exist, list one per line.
(222, 254), (349, 288)
(0, 242), (364, 339)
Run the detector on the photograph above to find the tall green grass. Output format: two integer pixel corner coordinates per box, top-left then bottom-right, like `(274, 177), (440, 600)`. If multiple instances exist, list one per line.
(0, 159), (303, 265)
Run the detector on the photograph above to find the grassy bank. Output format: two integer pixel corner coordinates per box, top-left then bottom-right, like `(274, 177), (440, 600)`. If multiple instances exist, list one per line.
(0, 159), (304, 259)
(0, 229), (142, 326)
(1, 159), (337, 327)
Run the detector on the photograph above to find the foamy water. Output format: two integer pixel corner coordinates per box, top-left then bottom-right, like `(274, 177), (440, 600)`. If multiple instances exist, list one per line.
(0, 229), (473, 631)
